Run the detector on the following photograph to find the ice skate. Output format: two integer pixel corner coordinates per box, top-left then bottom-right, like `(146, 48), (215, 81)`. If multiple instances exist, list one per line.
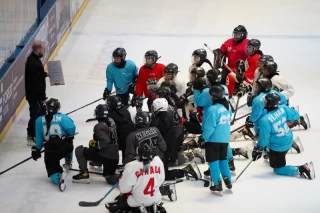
(232, 147), (249, 159)
(223, 177), (233, 194)
(228, 158), (236, 176)
(242, 127), (258, 141)
(203, 168), (211, 180)
(290, 136), (304, 153)
(299, 162), (315, 180)
(72, 169), (90, 184)
(59, 168), (68, 192)
(160, 183), (177, 201)
(299, 114), (310, 129)
(210, 179), (223, 196)
(183, 162), (201, 180)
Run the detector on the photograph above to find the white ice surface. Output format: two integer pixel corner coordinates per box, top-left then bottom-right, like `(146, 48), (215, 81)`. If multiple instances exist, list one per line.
(1, 0), (320, 212)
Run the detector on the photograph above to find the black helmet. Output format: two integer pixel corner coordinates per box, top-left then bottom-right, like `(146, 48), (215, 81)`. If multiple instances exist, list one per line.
(256, 78), (272, 93)
(94, 104), (109, 119)
(192, 49), (207, 65)
(156, 86), (172, 98)
(161, 80), (177, 94)
(264, 93), (280, 109)
(46, 98), (61, 114)
(107, 95), (122, 110)
(233, 25), (248, 43)
(135, 111), (151, 128)
(206, 69), (221, 85)
(145, 50), (159, 66)
(263, 61), (278, 74)
(246, 39), (261, 55)
(164, 63), (179, 76)
(137, 143), (156, 171)
(190, 67), (205, 79)
(209, 85), (225, 100)
(259, 55), (274, 65)
(112, 47), (126, 59)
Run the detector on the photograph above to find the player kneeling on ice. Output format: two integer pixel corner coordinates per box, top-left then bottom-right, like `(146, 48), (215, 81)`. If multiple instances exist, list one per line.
(150, 98), (203, 180)
(105, 143), (167, 213)
(252, 93), (315, 180)
(202, 85), (233, 196)
(31, 98), (76, 191)
(73, 104), (120, 185)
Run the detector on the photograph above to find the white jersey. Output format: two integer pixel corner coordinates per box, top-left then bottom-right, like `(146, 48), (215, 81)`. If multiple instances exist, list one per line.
(119, 156), (165, 207)
(156, 75), (186, 97)
(251, 68), (263, 94)
(270, 74), (294, 99)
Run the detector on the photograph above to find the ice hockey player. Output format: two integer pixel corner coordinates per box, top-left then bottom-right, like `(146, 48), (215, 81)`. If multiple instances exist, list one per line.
(189, 49), (212, 78)
(193, 69), (248, 178)
(123, 111), (167, 165)
(202, 85), (233, 195)
(103, 47), (139, 105)
(213, 25), (249, 85)
(160, 80), (183, 111)
(250, 55), (274, 95)
(72, 104), (120, 185)
(132, 50), (165, 111)
(252, 93), (315, 180)
(260, 61), (309, 130)
(226, 39), (263, 96)
(107, 95), (136, 162)
(105, 143), (167, 213)
(150, 98), (203, 180)
(31, 98), (75, 190)
(157, 63), (185, 97)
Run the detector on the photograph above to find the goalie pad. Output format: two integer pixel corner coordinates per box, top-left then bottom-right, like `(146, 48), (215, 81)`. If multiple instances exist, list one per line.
(213, 48), (226, 69)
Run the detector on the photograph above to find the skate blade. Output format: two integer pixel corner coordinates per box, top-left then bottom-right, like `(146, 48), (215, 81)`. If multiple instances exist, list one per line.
(211, 191), (223, 196)
(231, 171), (237, 176)
(294, 136), (304, 153)
(72, 179), (90, 184)
(303, 114), (311, 128)
(309, 161), (316, 179)
(59, 180), (66, 192)
(292, 105), (300, 113)
(204, 175), (211, 180)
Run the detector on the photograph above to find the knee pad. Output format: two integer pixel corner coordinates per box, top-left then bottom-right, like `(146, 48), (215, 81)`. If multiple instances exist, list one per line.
(49, 172), (60, 185)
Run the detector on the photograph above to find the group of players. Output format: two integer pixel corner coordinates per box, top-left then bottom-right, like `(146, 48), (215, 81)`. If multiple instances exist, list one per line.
(30, 24), (315, 213)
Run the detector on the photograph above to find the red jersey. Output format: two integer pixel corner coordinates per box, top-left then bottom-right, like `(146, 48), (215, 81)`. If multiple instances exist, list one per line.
(135, 63), (165, 98)
(220, 38), (249, 71)
(244, 52), (263, 85)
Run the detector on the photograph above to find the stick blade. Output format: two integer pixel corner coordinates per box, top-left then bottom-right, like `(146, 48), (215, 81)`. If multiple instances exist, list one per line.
(79, 198), (103, 207)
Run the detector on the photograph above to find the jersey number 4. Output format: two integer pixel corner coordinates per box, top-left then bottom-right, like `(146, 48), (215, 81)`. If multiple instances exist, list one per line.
(143, 177), (155, 197)
(273, 117), (289, 137)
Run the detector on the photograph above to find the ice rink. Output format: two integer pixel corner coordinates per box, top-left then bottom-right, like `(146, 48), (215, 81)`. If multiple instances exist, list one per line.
(1, 0), (320, 212)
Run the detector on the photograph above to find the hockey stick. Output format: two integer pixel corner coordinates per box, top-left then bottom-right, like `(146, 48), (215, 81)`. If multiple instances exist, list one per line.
(230, 96), (240, 125)
(234, 159), (253, 182)
(85, 118), (96, 122)
(0, 133), (79, 175)
(204, 43), (213, 53)
(234, 112), (250, 122)
(230, 124), (245, 134)
(67, 83), (133, 116)
(79, 183), (119, 207)
(70, 168), (103, 175)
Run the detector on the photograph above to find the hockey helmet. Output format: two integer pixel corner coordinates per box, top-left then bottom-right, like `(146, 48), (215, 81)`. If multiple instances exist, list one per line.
(164, 63), (179, 77)
(192, 48), (207, 65)
(112, 48), (126, 67)
(246, 39), (261, 55)
(255, 78), (272, 93)
(209, 85), (225, 100)
(107, 95), (122, 111)
(233, 25), (248, 43)
(94, 104), (109, 119)
(152, 98), (168, 113)
(156, 86), (172, 98)
(46, 98), (61, 114)
(145, 50), (159, 67)
(263, 93), (280, 109)
(134, 111), (151, 128)
(263, 61), (278, 75)
(206, 69), (221, 85)
(190, 67), (206, 79)
(137, 143), (156, 169)
(161, 80), (177, 94)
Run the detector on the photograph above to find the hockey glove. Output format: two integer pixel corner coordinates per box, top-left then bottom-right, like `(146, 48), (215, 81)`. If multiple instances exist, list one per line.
(103, 88), (111, 100)
(245, 117), (254, 128)
(131, 95), (140, 107)
(236, 60), (246, 74)
(247, 92), (253, 107)
(237, 84), (251, 97)
(189, 112), (201, 123)
(89, 139), (97, 150)
(252, 146), (263, 161)
(31, 146), (41, 161)
(273, 86), (283, 92)
(147, 78), (159, 92)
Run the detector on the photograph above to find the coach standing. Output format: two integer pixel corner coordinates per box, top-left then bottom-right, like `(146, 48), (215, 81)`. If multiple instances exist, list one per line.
(25, 41), (49, 146)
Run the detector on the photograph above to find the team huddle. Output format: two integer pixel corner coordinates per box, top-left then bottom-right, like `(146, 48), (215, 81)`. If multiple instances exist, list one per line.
(30, 25), (315, 213)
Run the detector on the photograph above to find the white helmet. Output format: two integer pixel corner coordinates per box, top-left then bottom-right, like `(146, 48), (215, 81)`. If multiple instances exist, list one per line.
(152, 98), (168, 113)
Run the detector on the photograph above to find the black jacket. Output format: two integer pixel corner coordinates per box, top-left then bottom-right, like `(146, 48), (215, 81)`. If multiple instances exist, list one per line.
(25, 53), (47, 101)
